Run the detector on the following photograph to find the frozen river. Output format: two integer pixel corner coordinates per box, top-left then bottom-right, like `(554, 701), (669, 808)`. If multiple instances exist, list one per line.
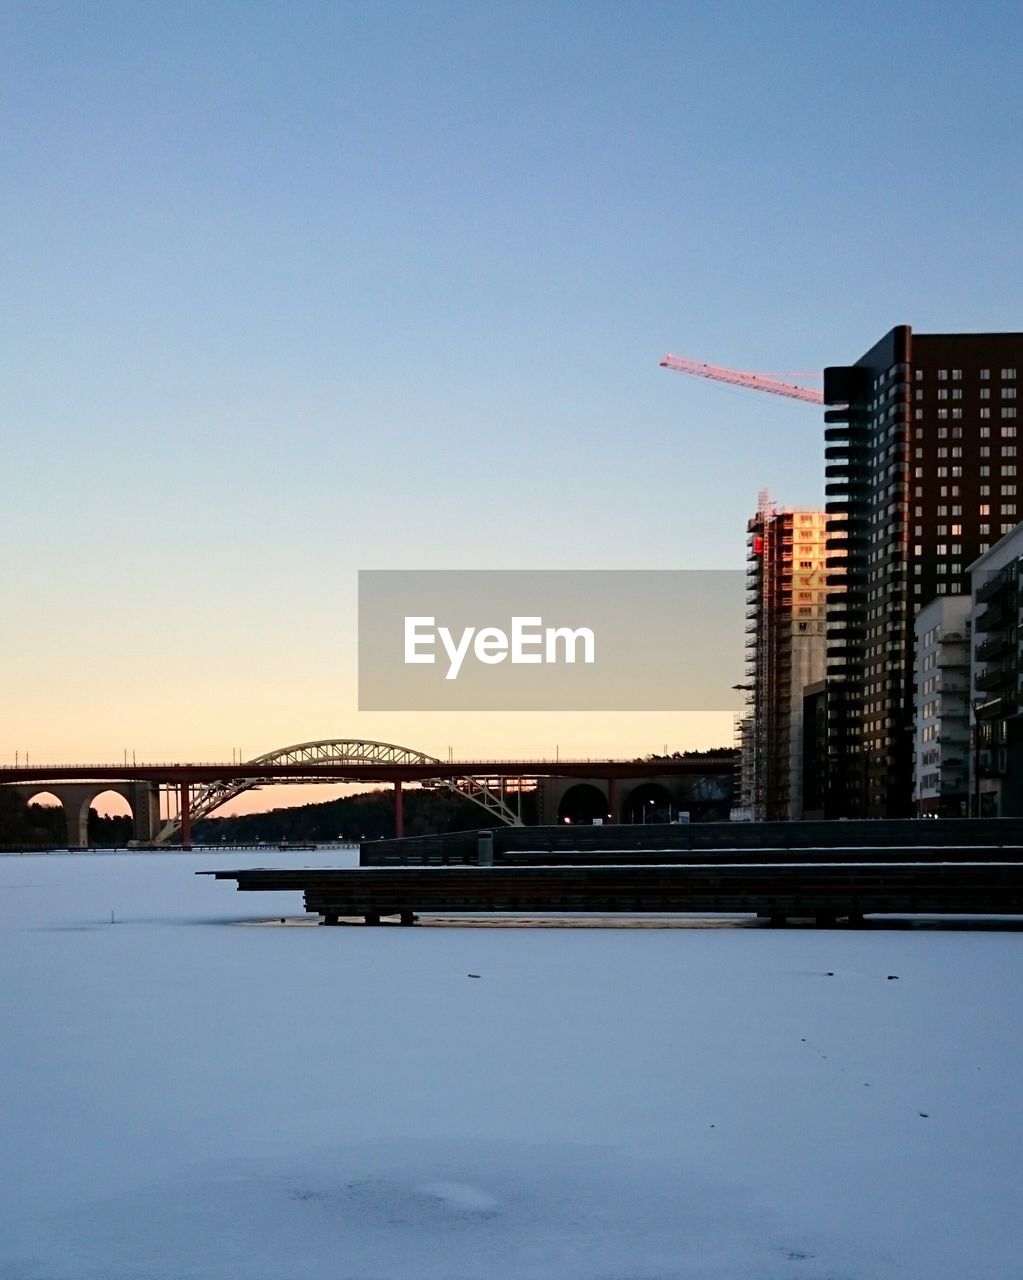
(1, 850), (1021, 1279)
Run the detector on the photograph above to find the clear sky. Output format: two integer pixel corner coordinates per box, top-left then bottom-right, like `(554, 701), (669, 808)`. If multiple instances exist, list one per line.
(3, 2), (1022, 811)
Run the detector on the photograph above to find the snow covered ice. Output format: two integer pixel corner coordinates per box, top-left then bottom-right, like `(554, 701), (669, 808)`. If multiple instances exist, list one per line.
(1, 850), (1022, 1279)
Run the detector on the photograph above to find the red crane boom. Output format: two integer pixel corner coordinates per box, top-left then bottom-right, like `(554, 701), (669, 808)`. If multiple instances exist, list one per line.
(660, 353), (824, 405)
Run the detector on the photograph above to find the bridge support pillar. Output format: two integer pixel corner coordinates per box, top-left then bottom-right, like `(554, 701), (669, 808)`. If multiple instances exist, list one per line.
(127, 782), (161, 843)
(179, 782), (192, 850)
(607, 777), (618, 824)
(394, 780), (403, 839)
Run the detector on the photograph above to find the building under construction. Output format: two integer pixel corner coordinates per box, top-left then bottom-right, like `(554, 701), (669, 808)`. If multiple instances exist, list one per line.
(743, 494), (829, 820)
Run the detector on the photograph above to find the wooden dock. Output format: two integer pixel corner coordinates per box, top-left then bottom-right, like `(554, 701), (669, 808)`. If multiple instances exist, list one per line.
(201, 858), (1023, 926)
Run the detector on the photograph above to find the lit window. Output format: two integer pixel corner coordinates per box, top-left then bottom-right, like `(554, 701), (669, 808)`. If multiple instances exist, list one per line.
(981, 388), (991, 400)
(1002, 368), (1017, 379)
(981, 408), (991, 419)
(938, 369), (949, 380)
(1003, 408), (1018, 418)
(980, 503), (991, 515)
(1003, 387), (1017, 399)
(981, 369), (990, 380)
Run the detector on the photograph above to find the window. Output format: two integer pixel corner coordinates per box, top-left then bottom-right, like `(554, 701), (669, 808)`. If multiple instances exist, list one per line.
(980, 503), (991, 515)
(952, 369), (962, 380)
(938, 369), (948, 380)
(1004, 387), (1017, 399)
(1005, 505), (1017, 517)
(981, 485), (990, 496)
(951, 523), (962, 535)
(915, 369), (924, 381)
(1004, 484), (1017, 496)
(937, 389), (948, 400)
(981, 368), (990, 379)
(1002, 368), (1017, 379)
(981, 408), (991, 419)
(1003, 407), (1018, 418)
(1003, 426), (1018, 437)
(1002, 465), (1017, 476)
(981, 388), (991, 400)
(952, 389), (962, 400)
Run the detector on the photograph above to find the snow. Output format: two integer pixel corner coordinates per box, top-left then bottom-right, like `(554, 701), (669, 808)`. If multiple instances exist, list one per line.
(1, 850), (1021, 1279)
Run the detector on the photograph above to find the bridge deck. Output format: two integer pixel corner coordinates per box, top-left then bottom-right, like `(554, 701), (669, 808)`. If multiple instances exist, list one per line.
(201, 859), (1023, 925)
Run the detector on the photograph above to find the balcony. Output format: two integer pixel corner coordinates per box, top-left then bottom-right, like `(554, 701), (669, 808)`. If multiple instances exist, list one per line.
(975, 633), (1014, 662)
(976, 564), (1017, 604)
(976, 694), (1017, 720)
(975, 662), (1017, 692)
(974, 602), (1012, 633)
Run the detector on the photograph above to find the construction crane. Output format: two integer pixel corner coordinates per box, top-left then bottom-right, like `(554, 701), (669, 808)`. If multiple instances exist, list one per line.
(660, 353), (824, 405)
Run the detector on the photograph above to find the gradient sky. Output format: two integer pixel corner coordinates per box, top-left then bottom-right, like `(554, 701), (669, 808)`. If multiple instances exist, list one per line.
(3, 2), (1022, 812)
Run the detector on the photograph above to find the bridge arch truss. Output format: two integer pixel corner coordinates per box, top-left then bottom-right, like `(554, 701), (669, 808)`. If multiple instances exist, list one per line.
(154, 739), (524, 844)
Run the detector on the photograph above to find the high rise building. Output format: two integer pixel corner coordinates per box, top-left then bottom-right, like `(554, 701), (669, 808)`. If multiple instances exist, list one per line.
(823, 325), (1023, 817)
(744, 493), (828, 820)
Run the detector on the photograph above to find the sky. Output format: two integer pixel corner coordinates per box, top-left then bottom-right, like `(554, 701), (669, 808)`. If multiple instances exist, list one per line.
(3, 1), (1022, 811)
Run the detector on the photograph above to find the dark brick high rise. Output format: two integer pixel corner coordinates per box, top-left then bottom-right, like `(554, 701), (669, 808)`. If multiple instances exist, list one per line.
(824, 326), (1023, 817)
